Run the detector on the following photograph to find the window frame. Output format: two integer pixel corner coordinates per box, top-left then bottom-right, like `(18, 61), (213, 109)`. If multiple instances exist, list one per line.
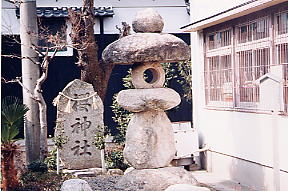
(205, 54), (234, 107)
(203, 12), (288, 114)
(204, 28), (234, 107)
(235, 47), (271, 109)
(38, 17), (73, 57)
(236, 16), (270, 44)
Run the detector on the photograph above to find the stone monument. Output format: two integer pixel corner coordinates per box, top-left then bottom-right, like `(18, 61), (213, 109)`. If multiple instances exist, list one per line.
(54, 79), (104, 169)
(102, 8), (198, 191)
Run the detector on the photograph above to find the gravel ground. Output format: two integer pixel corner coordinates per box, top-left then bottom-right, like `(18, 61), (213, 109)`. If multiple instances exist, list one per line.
(84, 175), (123, 191)
(84, 175), (218, 191)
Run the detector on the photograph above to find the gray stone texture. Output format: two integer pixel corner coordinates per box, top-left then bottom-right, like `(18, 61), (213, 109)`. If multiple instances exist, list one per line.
(107, 169), (124, 176)
(61, 179), (93, 191)
(123, 110), (176, 169)
(117, 88), (181, 112)
(115, 167), (198, 191)
(131, 62), (165, 89)
(102, 33), (190, 65)
(132, 8), (164, 33)
(55, 79), (104, 169)
(102, 9), (194, 191)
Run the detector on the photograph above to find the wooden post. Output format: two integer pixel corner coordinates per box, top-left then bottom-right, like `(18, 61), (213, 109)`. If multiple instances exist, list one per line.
(20, 0), (40, 164)
(101, 149), (106, 173)
(57, 148), (60, 174)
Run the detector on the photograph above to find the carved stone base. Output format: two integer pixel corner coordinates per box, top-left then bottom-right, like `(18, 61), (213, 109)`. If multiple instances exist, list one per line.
(123, 110), (176, 169)
(115, 167), (198, 191)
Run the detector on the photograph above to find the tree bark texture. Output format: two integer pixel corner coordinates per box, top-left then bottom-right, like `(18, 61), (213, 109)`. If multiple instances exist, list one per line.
(34, 50), (57, 160)
(69, 0), (114, 101)
(1, 145), (19, 191)
(20, 0), (40, 164)
(34, 58), (49, 160)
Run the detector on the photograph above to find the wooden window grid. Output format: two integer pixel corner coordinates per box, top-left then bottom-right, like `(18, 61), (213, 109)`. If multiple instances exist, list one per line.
(207, 29), (232, 50)
(276, 11), (288, 35)
(275, 10), (288, 113)
(236, 16), (270, 44)
(204, 10), (288, 114)
(205, 55), (233, 106)
(237, 48), (270, 107)
(276, 44), (288, 113)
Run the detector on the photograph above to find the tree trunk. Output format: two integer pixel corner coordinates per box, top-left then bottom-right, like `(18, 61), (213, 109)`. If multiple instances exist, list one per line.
(34, 59), (49, 160)
(34, 51), (56, 161)
(1, 145), (19, 191)
(69, 0), (114, 101)
(20, 0), (40, 164)
(38, 98), (47, 160)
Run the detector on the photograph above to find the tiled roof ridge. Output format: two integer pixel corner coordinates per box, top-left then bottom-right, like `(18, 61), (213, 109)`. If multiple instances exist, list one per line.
(15, 6), (114, 18)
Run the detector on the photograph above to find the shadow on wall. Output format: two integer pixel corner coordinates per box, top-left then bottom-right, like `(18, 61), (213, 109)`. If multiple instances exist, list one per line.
(198, 131), (207, 170)
(229, 114), (266, 191)
(195, 111), (266, 190)
(230, 157), (265, 191)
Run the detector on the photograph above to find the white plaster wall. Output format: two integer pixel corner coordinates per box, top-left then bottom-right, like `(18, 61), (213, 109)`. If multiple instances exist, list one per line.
(198, 109), (288, 170)
(278, 116), (288, 172)
(1, 0), (189, 35)
(2, 1), (19, 34)
(191, 28), (288, 191)
(209, 151), (288, 191)
(280, 171), (288, 191)
(209, 151), (276, 191)
(189, 0), (250, 23)
(103, 7), (189, 34)
(190, 1), (288, 189)
(2, 7), (20, 34)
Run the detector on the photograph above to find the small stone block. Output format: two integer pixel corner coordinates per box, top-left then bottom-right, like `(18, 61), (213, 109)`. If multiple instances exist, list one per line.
(117, 88), (181, 112)
(132, 8), (164, 33)
(74, 171), (97, 178)
(61, 179), (93, 191)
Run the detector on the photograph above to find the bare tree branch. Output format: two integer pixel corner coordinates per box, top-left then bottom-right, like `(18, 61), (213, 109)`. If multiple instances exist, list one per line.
(2, 54), (41, 65)
(33, 48), (58, 160)
(2, 77), (39, 102)
(116, 22), (131, 38)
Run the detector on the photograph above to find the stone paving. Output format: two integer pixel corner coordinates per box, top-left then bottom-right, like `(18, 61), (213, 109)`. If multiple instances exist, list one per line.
(193, 171), (259, 191)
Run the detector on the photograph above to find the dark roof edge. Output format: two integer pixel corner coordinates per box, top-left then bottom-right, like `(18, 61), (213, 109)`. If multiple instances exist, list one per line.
(15, 6), (114, 18)
(180, 0), (258, 29)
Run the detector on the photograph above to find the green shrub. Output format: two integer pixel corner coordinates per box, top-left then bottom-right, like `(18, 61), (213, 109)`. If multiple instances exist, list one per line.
(27, 161), (48, 173)
(18, 171), (74, 191)
(106, 150), (129, 171)
(1, 96), (29, 143)
(44, 148), (57, 170)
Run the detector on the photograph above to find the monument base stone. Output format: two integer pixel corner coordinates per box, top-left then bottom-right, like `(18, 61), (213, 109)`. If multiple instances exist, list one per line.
(115, 167), (198, 191)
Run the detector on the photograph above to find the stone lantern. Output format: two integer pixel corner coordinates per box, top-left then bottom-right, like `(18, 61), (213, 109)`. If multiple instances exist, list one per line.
(102, 8), (197, 191)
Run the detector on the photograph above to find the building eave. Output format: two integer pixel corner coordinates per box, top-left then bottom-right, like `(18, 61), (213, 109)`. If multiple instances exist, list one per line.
(15, 6), (114, 19)
(181, 0), (287, 32)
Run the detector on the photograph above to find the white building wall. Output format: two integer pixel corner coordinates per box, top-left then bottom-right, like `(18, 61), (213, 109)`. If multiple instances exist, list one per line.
(190, 1), (288, 190)
(190, 0), (250, 23)
(1, 0), (189, 35)
(192, 29), (288, 191)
